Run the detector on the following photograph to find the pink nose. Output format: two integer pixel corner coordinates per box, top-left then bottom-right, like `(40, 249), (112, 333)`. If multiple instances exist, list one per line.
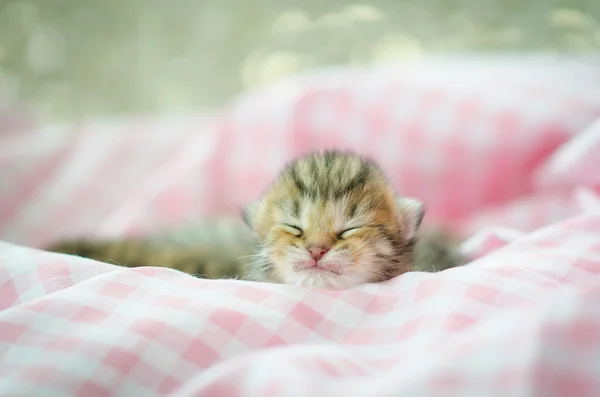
(308, 246), (329, 262)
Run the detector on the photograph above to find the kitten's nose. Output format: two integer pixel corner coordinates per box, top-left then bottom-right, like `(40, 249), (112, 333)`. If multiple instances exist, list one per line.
(308, 246), (329, 262)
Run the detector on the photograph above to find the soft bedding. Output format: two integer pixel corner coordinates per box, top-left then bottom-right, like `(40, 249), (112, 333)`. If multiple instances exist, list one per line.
(2, 56), (600, 396)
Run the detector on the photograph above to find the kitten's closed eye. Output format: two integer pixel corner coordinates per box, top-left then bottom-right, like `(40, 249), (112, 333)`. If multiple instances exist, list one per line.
(338, 227), (362, 239)
(281, 224), (303, 237)
(338, 224), (385, 239)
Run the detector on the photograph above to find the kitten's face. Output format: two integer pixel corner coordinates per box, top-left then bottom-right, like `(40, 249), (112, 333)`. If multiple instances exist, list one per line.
(244, 152), (423, 289)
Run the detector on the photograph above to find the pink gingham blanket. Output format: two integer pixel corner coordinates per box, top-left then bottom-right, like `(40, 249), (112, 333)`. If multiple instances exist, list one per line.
(2, 56), (600, 396)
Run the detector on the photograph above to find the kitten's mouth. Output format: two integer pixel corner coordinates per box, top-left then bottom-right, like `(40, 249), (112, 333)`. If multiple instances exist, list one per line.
(293, 262), (342, 275)
(307, 267), (342, 276)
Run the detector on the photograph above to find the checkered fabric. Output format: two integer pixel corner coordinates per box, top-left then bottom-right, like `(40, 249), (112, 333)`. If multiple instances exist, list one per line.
(2, 210), (600, 396)
(2, 56), (600, 396)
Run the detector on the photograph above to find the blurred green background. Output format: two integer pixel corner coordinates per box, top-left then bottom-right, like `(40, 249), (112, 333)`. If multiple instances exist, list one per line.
(0, 0), (599, 120)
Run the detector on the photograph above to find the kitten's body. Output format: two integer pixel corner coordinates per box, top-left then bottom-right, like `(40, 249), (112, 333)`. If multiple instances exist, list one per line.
(49, 218), (257, 278)
(47, 151), (464, 288)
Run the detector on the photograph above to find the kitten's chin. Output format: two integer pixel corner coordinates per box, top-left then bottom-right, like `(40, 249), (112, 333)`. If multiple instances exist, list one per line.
(284, 270), (365, 290)
(272, 257), (373, 289)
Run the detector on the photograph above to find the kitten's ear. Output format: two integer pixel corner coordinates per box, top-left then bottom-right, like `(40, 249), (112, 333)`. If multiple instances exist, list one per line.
(241, 201), (260, 230)
(396, 197), (425, 241)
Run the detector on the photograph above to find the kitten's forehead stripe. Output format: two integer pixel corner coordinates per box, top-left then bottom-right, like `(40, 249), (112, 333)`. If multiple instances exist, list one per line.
(284, 152), (380, 201)
(290, 166), (307, 194)
(346, 202), (358, 219)
(292, 200), (300, 218)
(309, 159), (319, 180)
(337, 164), (370, 199)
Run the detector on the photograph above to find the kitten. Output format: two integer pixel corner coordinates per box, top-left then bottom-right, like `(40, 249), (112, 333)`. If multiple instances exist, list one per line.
(47, 151), (463, 288)
(241, 150), (448, 288)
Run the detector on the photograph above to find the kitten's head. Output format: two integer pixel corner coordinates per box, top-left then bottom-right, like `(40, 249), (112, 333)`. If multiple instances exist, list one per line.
(243, 151), (424, 289)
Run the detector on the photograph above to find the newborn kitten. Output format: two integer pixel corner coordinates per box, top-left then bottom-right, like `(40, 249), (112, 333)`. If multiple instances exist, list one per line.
(242, 150), (438, 289)
(47, 151), (462, 288)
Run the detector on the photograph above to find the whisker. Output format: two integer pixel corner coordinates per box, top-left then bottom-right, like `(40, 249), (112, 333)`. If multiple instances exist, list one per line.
(236, 253), (262, 260)
(107, 259), (124, 267)
(243, 261), (270, 270)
